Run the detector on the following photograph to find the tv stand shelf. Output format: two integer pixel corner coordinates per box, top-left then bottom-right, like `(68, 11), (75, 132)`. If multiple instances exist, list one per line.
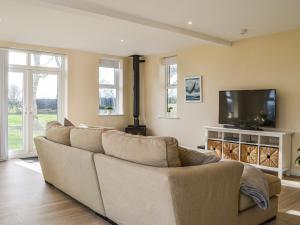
(204, 126), (292, 179)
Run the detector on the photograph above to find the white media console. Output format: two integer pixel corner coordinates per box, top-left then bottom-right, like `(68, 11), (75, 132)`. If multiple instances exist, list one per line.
(204, 126), (293, 179)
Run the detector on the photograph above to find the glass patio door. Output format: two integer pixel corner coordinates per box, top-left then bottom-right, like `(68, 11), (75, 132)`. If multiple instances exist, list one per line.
(7, 69), (26, 154)
(8, 70), (61, 157)
(31, 72), (59, 150)
(6, 49), (65, 158)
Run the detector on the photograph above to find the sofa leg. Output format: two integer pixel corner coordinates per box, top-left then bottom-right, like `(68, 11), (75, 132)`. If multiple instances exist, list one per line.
(94, 212), (118, 225)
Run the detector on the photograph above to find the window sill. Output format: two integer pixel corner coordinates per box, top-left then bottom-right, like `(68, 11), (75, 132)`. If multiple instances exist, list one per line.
(98, 114), (126, 117)
(158, 115), (180, 119)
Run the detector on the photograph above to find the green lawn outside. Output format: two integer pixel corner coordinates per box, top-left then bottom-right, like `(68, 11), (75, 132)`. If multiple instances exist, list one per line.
(8, 113), (57, 151)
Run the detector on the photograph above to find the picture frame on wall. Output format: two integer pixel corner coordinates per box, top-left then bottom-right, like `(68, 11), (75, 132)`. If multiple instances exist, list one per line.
(185, 76), (202, 102)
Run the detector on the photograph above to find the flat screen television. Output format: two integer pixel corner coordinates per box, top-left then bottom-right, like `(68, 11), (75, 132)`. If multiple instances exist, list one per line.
(219, 89), (276, 129)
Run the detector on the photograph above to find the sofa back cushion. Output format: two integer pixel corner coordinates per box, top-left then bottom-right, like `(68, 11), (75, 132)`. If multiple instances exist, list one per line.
(46, 121), (72, 146)
(70, 128), (110, 153)
(102, 130), (181, 167)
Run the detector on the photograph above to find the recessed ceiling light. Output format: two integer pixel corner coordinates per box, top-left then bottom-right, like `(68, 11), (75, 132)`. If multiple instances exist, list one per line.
(120, 39), (124, 43)
(188, 21), (193, 25)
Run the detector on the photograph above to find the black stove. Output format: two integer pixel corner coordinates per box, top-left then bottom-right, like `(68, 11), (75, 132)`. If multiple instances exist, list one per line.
(125, 55), (146, 136)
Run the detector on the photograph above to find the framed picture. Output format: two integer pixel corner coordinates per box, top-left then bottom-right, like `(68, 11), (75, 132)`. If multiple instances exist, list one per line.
(185, 76), (202, 102)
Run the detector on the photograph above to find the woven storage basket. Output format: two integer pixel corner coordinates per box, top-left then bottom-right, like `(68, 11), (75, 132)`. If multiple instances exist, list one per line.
(207, 140), (222, 157)
(223, 142), (239, 160)
(260, 146), (279, 168)
(241, 144), (258, 164)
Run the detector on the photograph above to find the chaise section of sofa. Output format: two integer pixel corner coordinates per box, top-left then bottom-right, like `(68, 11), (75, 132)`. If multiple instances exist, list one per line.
(93, 130), (244, 225)
(94, 153), (243, 225)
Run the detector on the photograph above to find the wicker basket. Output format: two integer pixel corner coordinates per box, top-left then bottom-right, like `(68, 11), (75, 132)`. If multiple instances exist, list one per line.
(260, 146), (279, 168)
(223, 142), (239, 160)
(241, 144), (258, 164)
(207, 140), (222, 157)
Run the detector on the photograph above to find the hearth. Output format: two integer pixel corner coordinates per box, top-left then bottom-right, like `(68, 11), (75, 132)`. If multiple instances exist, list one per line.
(125, 55), (146, 136)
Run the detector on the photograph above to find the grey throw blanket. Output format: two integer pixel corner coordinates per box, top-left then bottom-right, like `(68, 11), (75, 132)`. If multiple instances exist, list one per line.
(240, 164), (269, 209)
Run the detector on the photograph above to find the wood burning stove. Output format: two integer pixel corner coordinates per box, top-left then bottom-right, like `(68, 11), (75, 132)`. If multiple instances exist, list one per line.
(125, 55), (146, 136)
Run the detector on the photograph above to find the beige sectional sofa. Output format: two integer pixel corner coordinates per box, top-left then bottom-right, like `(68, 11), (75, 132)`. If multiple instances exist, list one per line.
(35, 127), (281, 225)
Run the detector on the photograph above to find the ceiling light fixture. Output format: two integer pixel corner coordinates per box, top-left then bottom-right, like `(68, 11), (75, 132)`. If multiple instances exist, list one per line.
(120, 39), (124, 43)
(188, 21), (193, 25)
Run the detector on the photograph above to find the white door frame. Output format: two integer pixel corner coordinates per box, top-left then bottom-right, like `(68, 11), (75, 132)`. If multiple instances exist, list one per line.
(0, 49), (8, 161)
(6, 50), (66, 159)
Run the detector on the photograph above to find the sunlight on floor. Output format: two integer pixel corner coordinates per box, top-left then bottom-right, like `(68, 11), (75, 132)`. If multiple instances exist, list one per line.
(14, 159), (42, 174)
(282, 179), (300, 189)
(285, 210), (300, 216)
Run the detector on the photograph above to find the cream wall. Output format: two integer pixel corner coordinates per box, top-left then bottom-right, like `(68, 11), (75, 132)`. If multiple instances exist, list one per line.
(143, 29), (300, 174)
(0, 41), (130, 129)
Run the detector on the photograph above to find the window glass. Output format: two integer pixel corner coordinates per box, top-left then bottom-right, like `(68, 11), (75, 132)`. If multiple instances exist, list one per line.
(99, 88), (117, 114)
(99, 59), (122, 115)
(99, 59), (123, 115)
(169, 64), (177, 85)
(8, 72), (24, 151)
(99, 67), (115, 85)
(165, 58), (178, 116)
(167, 88), (177, 114)
(9, 51), (27, 65)
(31, 53), (62, 68)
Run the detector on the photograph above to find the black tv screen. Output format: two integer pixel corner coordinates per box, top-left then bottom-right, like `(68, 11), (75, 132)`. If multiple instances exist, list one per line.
(219, 89), (276, 128)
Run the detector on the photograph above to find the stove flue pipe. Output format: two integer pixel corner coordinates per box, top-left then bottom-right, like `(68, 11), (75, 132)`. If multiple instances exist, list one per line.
(130, 55), (145, 127)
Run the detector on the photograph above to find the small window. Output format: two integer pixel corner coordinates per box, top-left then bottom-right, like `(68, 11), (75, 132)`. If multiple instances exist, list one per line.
(9, 51), (27, 65)
(30, 53), (62, 68)
(99, 59), (123, 115)
(165, 57), (178, 117)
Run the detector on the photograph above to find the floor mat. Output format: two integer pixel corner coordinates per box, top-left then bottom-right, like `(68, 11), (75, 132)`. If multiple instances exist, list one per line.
(20, 157), (39, 163)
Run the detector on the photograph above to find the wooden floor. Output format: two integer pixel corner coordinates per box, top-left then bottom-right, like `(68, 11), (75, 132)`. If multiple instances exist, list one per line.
(0, 160), (111, 225)
(0, 160), (300, 225)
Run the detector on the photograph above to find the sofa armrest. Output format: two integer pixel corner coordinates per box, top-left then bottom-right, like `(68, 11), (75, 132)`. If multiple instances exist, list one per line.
(34, 136), (106, 215)
(94, 154), (243, 225)
(167, 161), (243, 225)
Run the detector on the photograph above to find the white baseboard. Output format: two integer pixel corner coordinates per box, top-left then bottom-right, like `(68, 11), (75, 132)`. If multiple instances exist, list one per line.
(291, 168), (300, 177)
(9, 151), (38, 159)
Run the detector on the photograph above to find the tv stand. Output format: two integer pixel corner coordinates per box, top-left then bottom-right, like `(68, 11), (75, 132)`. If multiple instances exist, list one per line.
(204, 126), (293, 179)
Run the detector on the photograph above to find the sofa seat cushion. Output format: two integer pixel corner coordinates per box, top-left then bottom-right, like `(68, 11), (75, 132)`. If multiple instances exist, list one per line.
(70, 127), (111, 153)
(102, 130), (181, 167)
(239, 173), (281, 211)
(46, 121), (73, 146)
(178, 147), (220, 166)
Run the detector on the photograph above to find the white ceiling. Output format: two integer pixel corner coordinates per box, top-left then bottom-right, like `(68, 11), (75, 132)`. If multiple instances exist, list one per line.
(0, 0), (300, 56)
(88, 0), (300, 41)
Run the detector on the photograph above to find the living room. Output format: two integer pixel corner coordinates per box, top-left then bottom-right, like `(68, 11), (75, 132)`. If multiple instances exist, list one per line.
(0, 0), (300, 225)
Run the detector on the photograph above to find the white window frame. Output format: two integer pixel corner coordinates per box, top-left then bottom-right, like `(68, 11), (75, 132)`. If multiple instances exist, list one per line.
(8, 49), (66, 122)
(164, 57), (178, 117)
(99, 59), (123, 116)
